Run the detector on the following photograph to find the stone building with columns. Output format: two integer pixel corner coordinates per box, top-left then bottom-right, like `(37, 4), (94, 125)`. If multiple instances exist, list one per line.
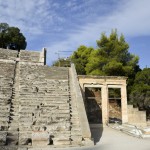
(78, 76), (128, 125)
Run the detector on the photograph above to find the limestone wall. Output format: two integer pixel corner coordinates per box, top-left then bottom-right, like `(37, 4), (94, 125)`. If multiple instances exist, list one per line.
(128, 105), (147, 127)
(70, 64), (93, 145)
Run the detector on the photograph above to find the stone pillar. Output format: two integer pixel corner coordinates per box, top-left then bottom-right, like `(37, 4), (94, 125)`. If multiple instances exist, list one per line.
(39, 48), (46, 65)
(121, 84), (128, 123)
(101, 84), (109, 125)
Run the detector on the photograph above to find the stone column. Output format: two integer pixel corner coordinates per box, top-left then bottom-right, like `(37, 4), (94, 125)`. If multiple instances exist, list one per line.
(39, 48), (47, 65)
(121, 84), (128, 123)
(101, 84), (109, 125)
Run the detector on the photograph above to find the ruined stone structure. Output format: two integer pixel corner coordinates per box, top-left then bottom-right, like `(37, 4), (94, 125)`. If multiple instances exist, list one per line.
(78, 76), (128, 124)
(0, 48), (148, 149)
(127, 105), (147, 127)
(0, 48), (93, 149)
(78, 76), (148, 127)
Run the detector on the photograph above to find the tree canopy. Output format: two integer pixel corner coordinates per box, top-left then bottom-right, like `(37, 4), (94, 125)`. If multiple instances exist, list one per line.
(0, 23), (27, 50)
(71, 45), (94, 74)
(52, 58), (71, 67)
(71, 30), (142, 102)
(129, 68), (150, 109)
(53, 29), (150, 110)
(71, 30), (140, 78)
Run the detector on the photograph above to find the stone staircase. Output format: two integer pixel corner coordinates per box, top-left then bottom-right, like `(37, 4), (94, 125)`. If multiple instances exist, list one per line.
(0, 48), (93, 149)
(18, 65), (71, 147)
(7, 62), (20, 145)
(0, 61), (16, 146)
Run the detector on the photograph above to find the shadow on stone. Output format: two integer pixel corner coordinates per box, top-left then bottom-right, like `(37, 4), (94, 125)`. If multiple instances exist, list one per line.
(90, 124), (103, 145)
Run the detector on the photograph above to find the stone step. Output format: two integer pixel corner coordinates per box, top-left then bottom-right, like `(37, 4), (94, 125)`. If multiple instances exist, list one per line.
(20, 103), (69, 107)
(0, 132), (7, 145)
(70, 115), (79, 119)
(19, 132), (32, 145)
(0, 126), (8, 131)
(71, 126), (81, 131)
(0, 105), (10, 109)
(8, 121), (19, 125)
(19, 122), (33, 126)
(0, 117), (9, 122)
(71, 120), (80, 125)
(6, 132), (18, 145)
(19, 101), (69, 106)
(0, 121), (8, 126)
(19, 94), (70, 97)
(19, 125), (32, 131)
(10, 116), (19, 121)
(10, 113), (19, 116)
(71, 129), (82, 136)
(71, 135), (82, 145)
(0, 112), (10, 116)
(0, 98), (11, 102)
(19, 95), (70, 98)
(53, 139), (71, 146)
(8, 126), (19, 131)
(11, 105), (19, 108)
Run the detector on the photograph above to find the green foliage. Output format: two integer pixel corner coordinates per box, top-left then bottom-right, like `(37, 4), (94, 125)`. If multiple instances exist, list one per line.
(0, 23), (27, 49)
(86, 30), (139, 77)
(71, 45), (94, 74)
(129, 68), (150, 109)
(70, 30), (142, 105)
(52, 58), (71, 67)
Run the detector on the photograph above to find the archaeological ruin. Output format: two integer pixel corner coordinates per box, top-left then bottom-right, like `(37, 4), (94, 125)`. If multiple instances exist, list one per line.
(0, 48), (149, 149)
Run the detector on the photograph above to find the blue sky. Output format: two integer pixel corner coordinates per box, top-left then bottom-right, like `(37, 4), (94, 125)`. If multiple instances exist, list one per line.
(0, 0), (150, 68)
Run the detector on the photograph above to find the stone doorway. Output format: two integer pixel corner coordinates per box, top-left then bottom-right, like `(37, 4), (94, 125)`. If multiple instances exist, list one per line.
(84, 87), (102, 124)
(108, 88), (122, 123)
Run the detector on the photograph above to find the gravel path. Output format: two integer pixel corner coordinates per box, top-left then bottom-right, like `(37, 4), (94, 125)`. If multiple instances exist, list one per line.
(93, 126), (150, 150)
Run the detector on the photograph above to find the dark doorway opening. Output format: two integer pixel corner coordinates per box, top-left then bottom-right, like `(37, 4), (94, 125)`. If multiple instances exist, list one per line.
(108, 88), (122, 123)
(84, 87), (102, 124)
(84, 87), (103, 144)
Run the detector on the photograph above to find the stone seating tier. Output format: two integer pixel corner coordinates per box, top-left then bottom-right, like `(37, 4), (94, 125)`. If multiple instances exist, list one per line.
(19, 50), (40, 62)
(0, 49), (90, 148)
(0, 62), (16, 78)
(0, 48), (18, 60)
(0, 62), (16, 131)
(18, 64), (71, 146)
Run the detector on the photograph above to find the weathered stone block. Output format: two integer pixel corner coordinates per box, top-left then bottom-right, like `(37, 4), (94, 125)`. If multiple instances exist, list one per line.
(82, 138), (94, 146)
(71, 135), (82, 145)
(0, 126), (8, 131)
(19, 133), (32, 145)
(32, 131), (49, 146)
(0, 132), (7, 145)
(53, 137), (71, 146)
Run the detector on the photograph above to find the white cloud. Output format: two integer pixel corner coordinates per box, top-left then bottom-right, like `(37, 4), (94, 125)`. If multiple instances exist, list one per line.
(0, 0), (150, 66)
(46, 0), (150, 64)
(0, 0), (60, 35)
